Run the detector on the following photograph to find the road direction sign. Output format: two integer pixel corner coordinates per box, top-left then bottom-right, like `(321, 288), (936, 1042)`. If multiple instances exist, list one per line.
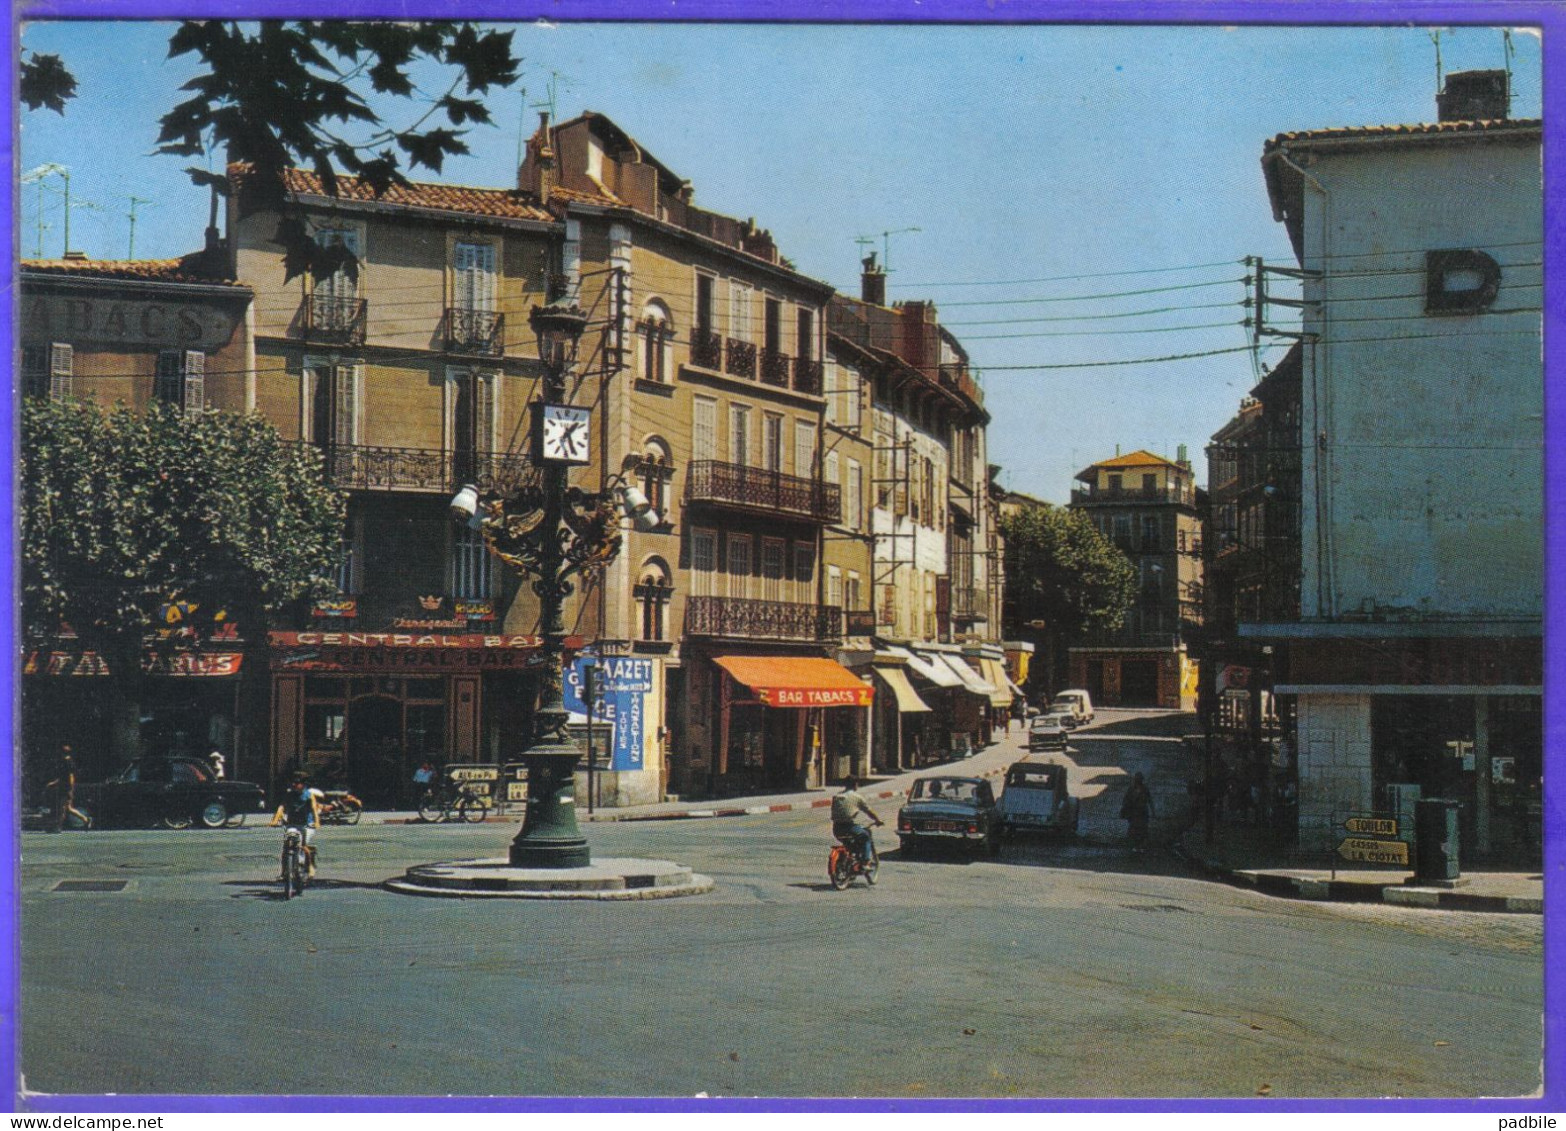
(1344, 816), (1399, 836)
(1338, 837), (1410, 865)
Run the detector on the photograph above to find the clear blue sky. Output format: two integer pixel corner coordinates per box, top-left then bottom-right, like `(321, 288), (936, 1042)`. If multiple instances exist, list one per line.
(18, 21), (1543, 502)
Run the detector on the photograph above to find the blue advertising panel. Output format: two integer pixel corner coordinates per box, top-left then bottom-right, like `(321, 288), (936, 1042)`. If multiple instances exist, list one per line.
(564, 657), (649, 771)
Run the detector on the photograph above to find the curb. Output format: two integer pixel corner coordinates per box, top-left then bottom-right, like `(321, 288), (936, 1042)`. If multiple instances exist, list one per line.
(1217, 864), (1540, 914)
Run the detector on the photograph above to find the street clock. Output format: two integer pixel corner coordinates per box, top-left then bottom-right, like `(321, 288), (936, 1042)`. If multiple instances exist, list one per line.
(533, 402), (592, 465)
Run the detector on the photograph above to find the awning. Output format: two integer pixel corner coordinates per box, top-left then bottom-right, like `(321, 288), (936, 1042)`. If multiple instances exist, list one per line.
(872, 663), (932, 713)
(978, 658), (1014, 708)
(903, 648), (964, 688)
(715, 655), (874, 708)
(937, 654), (999, 699)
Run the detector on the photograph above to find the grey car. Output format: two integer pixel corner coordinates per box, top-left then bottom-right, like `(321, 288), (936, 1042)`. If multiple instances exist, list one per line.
(896, 775), (1002, 857)
(998, 761), (1080, 839)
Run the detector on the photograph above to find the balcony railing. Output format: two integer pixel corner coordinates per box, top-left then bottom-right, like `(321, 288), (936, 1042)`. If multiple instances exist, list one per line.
(691, 327), (723, 369)
(725, 338), (757, 380)
(304, 294), (368, 346)
(794, 356), (823, 395)
(1071, 485), (1196, 507)
(306, 443), (529, 494)
(951, 587), (990, 620)
(445, 307), (505, 357)
(760, 347), (792, 388)
(684, 596), (842, 643)
(684, 459), (841, 523)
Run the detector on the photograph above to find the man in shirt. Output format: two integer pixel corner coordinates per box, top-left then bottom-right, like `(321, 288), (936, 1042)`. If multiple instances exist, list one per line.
(831, 776), (883, 865)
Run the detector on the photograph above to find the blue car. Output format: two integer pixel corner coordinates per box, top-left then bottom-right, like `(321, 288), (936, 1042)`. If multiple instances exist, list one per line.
(896, 775), (1002, 857)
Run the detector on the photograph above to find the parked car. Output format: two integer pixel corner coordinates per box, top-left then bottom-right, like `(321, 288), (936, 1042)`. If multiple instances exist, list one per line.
(74, 757), (268, 830)
(896, 774), (1001, 856)
(998, 760), (1079, 838)
(1049, 689), (1095, 727)
(1027, 714), (1071, 752)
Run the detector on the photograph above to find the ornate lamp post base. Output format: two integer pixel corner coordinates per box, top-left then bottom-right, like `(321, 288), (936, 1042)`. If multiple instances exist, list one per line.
(510, 744), (590, 868)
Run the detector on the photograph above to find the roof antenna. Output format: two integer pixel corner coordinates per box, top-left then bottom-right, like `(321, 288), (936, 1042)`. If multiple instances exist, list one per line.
(516, 88), (527, 168)
(1502, 29), (1516, 111)
(1430, 29), (1444, 96)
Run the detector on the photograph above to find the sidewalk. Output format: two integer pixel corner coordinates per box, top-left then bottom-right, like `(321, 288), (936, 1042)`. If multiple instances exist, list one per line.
(1173, 818), (1543, 914)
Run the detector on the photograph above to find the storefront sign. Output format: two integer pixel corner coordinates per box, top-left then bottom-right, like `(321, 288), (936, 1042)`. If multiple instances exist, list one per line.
(24, 650), (242, 677)
(455, 599), (496, 621)
(313, 597), (359, 618)
(23, 293), (241, 352)
(268, 631), (570, 673)
(764, 687), (870, 708)
(564, 657), (650, 772)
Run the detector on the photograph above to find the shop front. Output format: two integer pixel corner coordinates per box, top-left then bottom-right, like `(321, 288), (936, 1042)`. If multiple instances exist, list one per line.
(268, 630), (559, 806)
(870, 652), (932, 772)
(711, 654), (874, 793)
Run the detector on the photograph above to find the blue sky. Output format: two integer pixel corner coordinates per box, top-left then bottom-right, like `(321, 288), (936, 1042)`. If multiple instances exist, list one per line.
(17, 20), (1544, 501)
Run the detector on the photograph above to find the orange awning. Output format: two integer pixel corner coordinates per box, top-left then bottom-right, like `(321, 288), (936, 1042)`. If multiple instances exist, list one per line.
(715, 655), (874, 709)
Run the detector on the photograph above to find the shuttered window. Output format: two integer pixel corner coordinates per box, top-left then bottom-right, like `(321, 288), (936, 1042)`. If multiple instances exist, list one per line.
(155, 350), (205, 414)
(692, 396), (717, 462)
(453, 242), (496, 312)
(49, 343), (73, 402)
(794, 419), (816, 478)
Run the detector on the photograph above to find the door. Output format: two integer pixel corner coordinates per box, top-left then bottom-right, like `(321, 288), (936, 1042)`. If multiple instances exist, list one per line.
(1121, 660), (1160, 707)
(347, 695), (403, 809)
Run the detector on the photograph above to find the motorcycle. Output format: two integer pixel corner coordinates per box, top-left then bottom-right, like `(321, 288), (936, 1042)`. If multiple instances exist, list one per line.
(828, 822), (882, 889)
(320, 790), (363, 825)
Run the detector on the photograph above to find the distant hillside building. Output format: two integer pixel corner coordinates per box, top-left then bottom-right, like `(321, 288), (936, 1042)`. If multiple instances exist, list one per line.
(1067, 449), (1202, 709)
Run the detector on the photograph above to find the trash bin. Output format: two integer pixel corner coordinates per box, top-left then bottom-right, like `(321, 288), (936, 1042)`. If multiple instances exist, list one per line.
(1414, 798), (1461, 882)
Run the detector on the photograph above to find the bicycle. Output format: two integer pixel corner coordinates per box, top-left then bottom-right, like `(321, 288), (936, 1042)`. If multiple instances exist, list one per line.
(828, 823), (882, 890)
(417, 781), (491, 823)
(320, 790), (363, 825)
(280, 826), (311, 899)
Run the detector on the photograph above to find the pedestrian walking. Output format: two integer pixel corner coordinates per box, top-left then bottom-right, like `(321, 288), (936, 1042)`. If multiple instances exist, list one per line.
(47, 747), (91, 832)
(1120, 772), (1154, 853)
(207, 749), (226, 780)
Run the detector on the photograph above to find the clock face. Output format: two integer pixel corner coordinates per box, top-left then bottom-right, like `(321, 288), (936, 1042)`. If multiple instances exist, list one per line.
(537, 403), (591, 464)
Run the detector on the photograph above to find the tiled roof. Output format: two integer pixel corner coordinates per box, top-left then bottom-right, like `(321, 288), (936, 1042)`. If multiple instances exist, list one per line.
(1266, 117), (1541, 150)
(239, 165), (558, 224)
(1087, 450), (1183, 470)
(22, 256), (247, 287)
(548, 183), (625, 208)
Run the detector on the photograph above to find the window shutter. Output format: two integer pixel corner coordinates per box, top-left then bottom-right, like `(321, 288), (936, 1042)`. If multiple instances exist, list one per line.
(333, 364), (358, 446)
(476, 370), (496, 453)
(49, 343), (73, 402)
(794, 419), (816, 478)
(692, 397), (716, 462)
(182, 350), (205, 414)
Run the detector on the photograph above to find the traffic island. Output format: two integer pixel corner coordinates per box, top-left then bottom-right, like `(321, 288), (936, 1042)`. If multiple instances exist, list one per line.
(385, 857), (714, 900)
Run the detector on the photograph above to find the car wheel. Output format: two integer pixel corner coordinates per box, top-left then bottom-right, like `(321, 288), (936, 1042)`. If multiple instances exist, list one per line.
(199, 800), (229, 829)
(162, 813), (193, 830)
(985, 829), (1002, 857)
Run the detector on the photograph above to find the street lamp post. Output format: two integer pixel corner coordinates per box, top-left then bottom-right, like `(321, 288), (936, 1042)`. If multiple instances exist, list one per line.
(448, 298), (656, 869)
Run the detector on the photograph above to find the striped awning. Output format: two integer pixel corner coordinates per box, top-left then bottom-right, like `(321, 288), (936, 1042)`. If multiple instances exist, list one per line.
(902, 648), (964, 689)
(978, 658), (1015, 709)
(938, 654), (998, 700)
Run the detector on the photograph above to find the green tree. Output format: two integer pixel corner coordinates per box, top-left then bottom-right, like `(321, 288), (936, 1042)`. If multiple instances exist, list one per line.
(23, 21), (520, 281)
(1001, 502), (1137, 693)
(21, 399), (346, 770)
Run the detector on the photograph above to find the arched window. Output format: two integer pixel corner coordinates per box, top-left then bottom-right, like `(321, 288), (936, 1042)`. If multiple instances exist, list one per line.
(639, 299), (674, 385)
(633, 558), (674, 642)
(636, 437), (675, 525)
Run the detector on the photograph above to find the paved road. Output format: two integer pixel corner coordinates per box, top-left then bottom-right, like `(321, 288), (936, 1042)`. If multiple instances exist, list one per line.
(19, 720), (1542, 1101)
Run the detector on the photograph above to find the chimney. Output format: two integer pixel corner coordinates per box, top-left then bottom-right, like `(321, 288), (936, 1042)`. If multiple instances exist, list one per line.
(1177, 443), (1189, 469)
(861, 251), (886, 305)
(519, 111), (556, 204)
(1437, 69), (1510, 122)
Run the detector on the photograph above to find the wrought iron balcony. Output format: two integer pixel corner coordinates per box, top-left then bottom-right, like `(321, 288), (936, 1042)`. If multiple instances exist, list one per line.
(684, 596), (842, 643)
(304, 294), (368, 346)
(725, 338), (757, 380)
(690, 327), (723, 370)
(445, 307), (505, 357)
(305, 443), (529, 495)
(760, 347), (792, 389)
(951, 587), (990, 621)
(684, 459), (841, 524)
(793, 356), (823, 395)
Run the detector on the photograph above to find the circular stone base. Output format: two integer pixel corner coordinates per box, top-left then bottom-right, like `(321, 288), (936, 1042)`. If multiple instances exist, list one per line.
(385, 857), (714, 900)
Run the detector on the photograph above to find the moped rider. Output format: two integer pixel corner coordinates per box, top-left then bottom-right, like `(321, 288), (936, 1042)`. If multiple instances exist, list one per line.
(832, 776), (883, 866)
(270, 772), (324, 877)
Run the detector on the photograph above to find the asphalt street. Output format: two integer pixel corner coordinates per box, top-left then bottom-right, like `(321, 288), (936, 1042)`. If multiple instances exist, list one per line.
(18, 719), (1543, 1100)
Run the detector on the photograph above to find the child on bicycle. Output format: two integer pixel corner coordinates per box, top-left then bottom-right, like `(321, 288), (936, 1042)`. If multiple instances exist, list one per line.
(270, 773), (324, 877)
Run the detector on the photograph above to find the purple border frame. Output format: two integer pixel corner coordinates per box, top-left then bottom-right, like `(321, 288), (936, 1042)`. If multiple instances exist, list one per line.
(4, 0), (1559, 1115)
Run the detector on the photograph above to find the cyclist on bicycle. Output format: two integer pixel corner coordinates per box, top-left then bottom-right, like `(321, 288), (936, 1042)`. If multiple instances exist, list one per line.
(270, 773), (323, 878)
(831, 777), (883, 866)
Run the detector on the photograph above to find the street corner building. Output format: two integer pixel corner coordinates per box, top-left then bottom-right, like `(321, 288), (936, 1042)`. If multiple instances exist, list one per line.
(20, 109), (1009, 809)
(1207, 69), (1542, 860)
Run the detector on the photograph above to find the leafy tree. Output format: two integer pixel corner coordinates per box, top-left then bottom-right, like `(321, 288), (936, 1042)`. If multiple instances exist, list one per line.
(1001, 502), (1137, 693)
(19, 51), (77, 114)
(22, 399), (346, 769)
(23, 21), (520, 281)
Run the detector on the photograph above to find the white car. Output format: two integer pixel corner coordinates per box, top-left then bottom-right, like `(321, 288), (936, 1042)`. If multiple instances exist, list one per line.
(1049, 689), (1095, 727)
